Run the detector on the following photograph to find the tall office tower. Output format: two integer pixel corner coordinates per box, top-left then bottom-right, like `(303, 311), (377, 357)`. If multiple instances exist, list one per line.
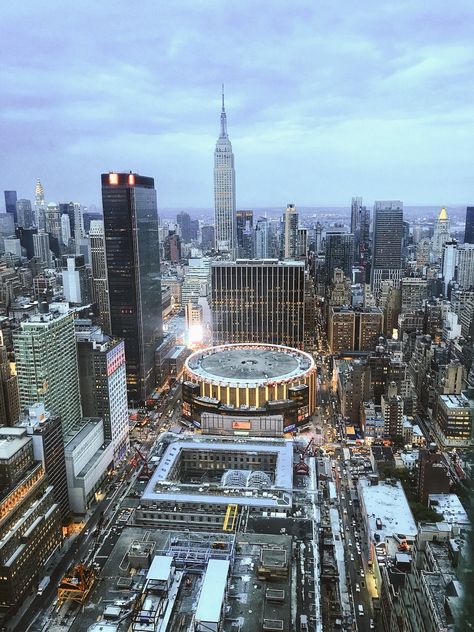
(13, 303), (82, 439)
(211, 259), (306, 348)
(163, 231), (182, 263)
(371, 201), (403, 299)
(61, 255), (89, 304)
(34, 178), (46, 230)
(381, 381), (404, 440)
(73, 202), (84, 241)
(297, 228), (308, 258)
(282, 203), (299, 259)
(464, 207), (474, 244)
(214, 88), (236, 254)
(0, 427), (62, 609)
(456, 243), (474, 290)
(44, 203), (62, 242)
(255, 217), (270, 258)
(59, 202), (76, 238)
(432, 207), (451, 258)
(324, 229), (354, 278)
(176, 211), (192, 243)
(33, 230), (52, 267)
(190, 218), (199, 240)
(4, 190), (17, 223)
(89, 219), (111, 333)
(441, 240), (458, 296)
(0, 338), (19, 426)
(314, 222), (323, 252)
(101, 172), (162, 401)
(236, 210), (254, 258)
(17, 402), (70, 520)
(16, 199), (34, 228)
(60, 212), (71, 246)
(350, 196), (363, 234)
(76, 324), (129, 462)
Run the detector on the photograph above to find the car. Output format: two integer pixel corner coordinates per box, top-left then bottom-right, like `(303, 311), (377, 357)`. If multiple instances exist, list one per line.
(360, 569), (365, 577)
(348, 541), (352, 547)
(369, 619), (375, 629)
(343, 508), (348, 514)
(355, 583), (360, 592)
(350, 554), (355, 561)
(358, 605), (364, 616)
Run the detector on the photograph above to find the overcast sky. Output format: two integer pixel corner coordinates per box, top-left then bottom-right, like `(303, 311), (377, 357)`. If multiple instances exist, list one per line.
(1, 1), (473, 208)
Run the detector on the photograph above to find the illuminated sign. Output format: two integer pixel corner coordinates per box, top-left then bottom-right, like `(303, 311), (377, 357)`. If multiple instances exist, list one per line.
(128, 173), (135, 185)
(109, 173), (119, 185)
(232, 421), (251, 430)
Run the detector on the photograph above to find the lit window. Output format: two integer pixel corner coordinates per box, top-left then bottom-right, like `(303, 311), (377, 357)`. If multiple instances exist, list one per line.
(109, 173), (119, 185)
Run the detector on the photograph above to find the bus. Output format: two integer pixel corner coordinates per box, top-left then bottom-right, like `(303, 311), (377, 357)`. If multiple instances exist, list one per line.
(37, 576), (50, 595)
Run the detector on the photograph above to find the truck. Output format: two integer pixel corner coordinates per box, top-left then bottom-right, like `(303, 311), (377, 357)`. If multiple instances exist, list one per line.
(37, 575), (50, 595)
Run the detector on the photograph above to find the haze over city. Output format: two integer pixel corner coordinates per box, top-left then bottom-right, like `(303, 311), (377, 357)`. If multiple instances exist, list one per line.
(1, 0), (474, 207)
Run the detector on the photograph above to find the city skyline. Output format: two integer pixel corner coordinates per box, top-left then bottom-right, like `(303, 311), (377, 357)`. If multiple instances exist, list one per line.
(1, 1), (473, 207)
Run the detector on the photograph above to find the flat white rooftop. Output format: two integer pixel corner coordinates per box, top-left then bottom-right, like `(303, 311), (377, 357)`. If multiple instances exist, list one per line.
(428, 494), (470, 526)
(146, 555), (173, 582)
(195, 559), (229, 627)
(358, 478), (416, 543)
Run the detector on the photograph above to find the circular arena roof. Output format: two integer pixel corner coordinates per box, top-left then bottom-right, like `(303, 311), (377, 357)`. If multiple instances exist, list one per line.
(185, 344), (315, 387)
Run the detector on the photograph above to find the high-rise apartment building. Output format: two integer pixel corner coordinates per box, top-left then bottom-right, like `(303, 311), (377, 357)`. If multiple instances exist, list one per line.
(13, 303), (82, 439)
(16, 199), (34, 229)
(381, 381), (404, 440)
(163, 231), (182, 263)
(371, 201), (403, 298)
(0, 427), (62, 610)
(328, 307), (383, 353)
(236, 210), (254, 258)
(401, 277), (429, 313)
(324, 229), (354, 278)
(464, 206), (474, 244)
(0, 339), (19, 426)
(89, 219), (111, 333)
(3, 190), (17, 224)
(282, 204), (299, 260)
(211, 259), (305, 348)
(101, 172), (162, 401)
(214, 90), (236, 254)
(76, 324), (129, 462)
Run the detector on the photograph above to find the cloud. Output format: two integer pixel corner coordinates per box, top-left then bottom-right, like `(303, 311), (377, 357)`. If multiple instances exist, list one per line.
(0, 0), (473, 206)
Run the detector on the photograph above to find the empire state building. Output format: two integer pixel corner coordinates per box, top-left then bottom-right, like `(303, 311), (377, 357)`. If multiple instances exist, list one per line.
(214, 88), (236, 255)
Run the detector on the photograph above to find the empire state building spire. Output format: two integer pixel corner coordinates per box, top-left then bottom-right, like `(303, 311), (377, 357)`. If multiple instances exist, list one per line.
(220, 84), (228, 138)
(214, 86), (236, 255)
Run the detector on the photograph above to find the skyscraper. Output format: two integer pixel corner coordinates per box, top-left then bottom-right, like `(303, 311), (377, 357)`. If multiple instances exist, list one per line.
(324, 229), (354, 279)
(76, 324), (129, 463)
(214, 87), (236, 254)
(176, 211), (192, 243)
(432, 207), (451, 258)
(0, 337), (19, 426)
(371, 201), (403, 298)
(464, 206), (474, 244)
(282, 203), (299, 260)
(236, 210), (254, 258)
(89, 219), (111, 333)
(33, 231), (52, 267)
(4, 190), (17, 223)
(101, 172), (162, 402)
(61, 255), (89, 304)
(13, 303), (82, 439)
(255, 217), (270, 258)
(211, 259), (306, 348)
(16, 199), (34, 229)
(34, 178), (45, 230)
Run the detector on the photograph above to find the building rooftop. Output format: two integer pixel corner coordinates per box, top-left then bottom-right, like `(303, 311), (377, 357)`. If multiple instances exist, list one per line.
(358, 478), (417, 545)
(0, 428), (30, 460)
(195, 559), (229, 625)
(185, 344), (314, 386)
(428, 494), (470, 526)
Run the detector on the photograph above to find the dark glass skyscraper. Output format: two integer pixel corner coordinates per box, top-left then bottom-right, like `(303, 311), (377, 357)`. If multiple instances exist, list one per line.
(101, 172), (162, 402)
(370, 201), (403, 298)
(4, 190), (17, 223)
(464, 206), (474, 244)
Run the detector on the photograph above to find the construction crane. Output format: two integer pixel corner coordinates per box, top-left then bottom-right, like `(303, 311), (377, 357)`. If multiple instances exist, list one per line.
(130, 447), (152, 480)
(57, 563), (96, 606)
(294, 438), (315, 475)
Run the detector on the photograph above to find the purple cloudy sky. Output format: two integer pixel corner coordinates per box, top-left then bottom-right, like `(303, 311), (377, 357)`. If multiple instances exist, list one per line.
(1, 0), (473, 208)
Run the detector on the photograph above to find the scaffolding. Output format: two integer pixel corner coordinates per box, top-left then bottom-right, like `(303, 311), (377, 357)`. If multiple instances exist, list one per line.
(223, 503), (238, 532)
